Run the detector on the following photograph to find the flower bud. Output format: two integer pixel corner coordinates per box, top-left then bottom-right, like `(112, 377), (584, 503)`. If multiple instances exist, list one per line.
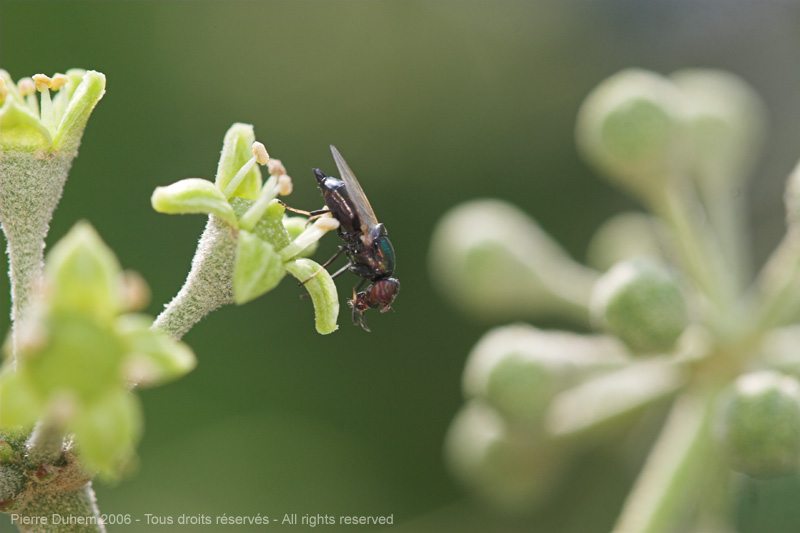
(444, 401), (567, 512)
(591, 258), (689, 354)
(671, 69), (766, 187)
(429, 200), (597, 323)
(715, 371), (800, 478)
(576, 69), (686, 200)
(463, 324), (628, 428)
(586, 211), (665, 272)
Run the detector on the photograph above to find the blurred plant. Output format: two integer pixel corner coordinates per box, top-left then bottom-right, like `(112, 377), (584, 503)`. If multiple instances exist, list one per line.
(430, 68), (800, 532)
(0, 70), (341, 532)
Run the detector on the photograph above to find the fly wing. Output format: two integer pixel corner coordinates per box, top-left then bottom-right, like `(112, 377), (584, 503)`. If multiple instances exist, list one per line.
(330, 145), (379, 239)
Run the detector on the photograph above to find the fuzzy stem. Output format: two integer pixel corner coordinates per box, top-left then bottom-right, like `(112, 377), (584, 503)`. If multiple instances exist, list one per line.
(15, 484), (105, 533)
(612, 388), (717, 533)
(0, 151), (74, 361)
(152, 215), (235, 340)
(26, 421), (66, 465)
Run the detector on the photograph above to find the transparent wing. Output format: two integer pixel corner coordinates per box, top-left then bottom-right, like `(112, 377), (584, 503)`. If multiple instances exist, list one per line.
(330, 145), (379, 236)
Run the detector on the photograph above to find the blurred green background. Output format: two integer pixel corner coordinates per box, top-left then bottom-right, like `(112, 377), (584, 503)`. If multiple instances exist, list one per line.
(4, 2), (800, 531)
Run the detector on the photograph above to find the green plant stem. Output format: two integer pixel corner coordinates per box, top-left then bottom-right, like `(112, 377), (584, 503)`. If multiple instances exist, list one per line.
(699, 178), (750, 294)
(0, 151), (74, 361)
(27, 420), (66, 465)
(612, 388), (717, 533)
(652, 180), (735, 314)
(752, 227), (800, 332)
(15, 484), (105, 533)
(152, 215), (235, 340)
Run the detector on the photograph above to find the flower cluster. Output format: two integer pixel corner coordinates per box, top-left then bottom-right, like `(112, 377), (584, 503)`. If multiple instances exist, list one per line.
(151, 123), (341, 336)
(431, 68), (800, 530)
(1, 223), (195, 479)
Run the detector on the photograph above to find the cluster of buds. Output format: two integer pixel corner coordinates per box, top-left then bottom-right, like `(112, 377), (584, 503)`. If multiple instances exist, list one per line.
(432, 68), (800, 530)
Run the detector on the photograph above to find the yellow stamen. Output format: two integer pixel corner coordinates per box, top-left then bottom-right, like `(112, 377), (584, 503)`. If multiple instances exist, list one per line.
(33, 74), (55, 130)
(267, 158), (287, 177)
(50, 74), (69, 91)
(32, 74), (53, 91)
(17, 77), (35, 97)
(278, 175), (293, 196)
(253, 142), (269, 165)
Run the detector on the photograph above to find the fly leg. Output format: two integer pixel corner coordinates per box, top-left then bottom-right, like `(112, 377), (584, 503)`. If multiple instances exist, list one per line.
(298, 246), (349, 287)
(278, 200), (332, 222)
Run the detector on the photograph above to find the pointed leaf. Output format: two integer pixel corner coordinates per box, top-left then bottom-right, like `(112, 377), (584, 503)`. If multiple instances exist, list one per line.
(45, 221), (123, 321)
(0, 370), (43, 429)
(53, 70), (105, 151)
(151, 178), (238, 227)
(117, 315), (197, 387)
(214, 123), (261, 200)
(285, 259), (339, 334)
(0, 99), (52, 150)
(233, 230), (285, 304)
(71, 390), (142, 479)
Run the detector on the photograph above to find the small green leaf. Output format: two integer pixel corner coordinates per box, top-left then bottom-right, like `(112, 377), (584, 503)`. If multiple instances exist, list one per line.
(151, 178), (238, 227)
(117, 315), (196, 387)
(233, 230), (285, 304)
(0, 370), (43, 430)
(45, 222), (122, 321)
(26, 314), (127, 402)
(71, 390), (142, 479)
(0, 99), (53, 151)
(214, 123), (261, 200)
(285, 259), (339, 335)
(53, 70), (106, 151)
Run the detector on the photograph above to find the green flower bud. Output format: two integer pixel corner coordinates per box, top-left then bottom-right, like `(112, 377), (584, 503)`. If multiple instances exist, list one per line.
(0, 69), (105, 153)
(429, 200), (597, 324)
(463, 324), (628, 428)
(671, 69), (766, 187)
(44, 222), (122, 322)
(715, 371), (800, 478)
(586, 212), (665, 272)
(591, 258), (689, 354)
(1, 71), (106, 353)
(444, 401), (567, 513)
(2, 222), (195, 478)
(576, 69), (686, 200)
